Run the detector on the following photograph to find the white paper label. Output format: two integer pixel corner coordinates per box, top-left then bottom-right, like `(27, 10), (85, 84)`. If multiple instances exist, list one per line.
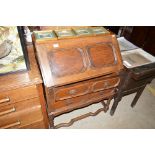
(53, 43), (59, 48)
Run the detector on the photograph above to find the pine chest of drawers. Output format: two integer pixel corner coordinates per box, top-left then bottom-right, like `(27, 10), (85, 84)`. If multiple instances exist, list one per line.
(0, 45), (49, 129)
(34, 32), (123, 128)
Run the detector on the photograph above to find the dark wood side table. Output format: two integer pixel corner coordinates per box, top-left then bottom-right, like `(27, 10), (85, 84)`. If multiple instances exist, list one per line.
(110, 62), (155, 116)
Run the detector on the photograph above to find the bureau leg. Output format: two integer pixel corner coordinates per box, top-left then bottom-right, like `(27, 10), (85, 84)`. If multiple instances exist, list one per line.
(101, 98), (112, 113)
(131, 86), (146, 108)
(49, 115), (55, 129)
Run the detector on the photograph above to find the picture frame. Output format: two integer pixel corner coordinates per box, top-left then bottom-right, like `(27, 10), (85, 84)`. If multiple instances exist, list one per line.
(90, 27), (109, 35)
(73, 27), (93, 36)
(34, 30), (57, 42)
(55, 29), (76, 39)
(0, 26), (29, 75)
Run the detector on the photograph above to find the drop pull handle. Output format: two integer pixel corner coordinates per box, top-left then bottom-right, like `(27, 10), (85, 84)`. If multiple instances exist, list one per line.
(0, 121), (21, 129)
(0, 97), (10, 104)
(69, 89), (77, 95)
(0, 107), (16, 116)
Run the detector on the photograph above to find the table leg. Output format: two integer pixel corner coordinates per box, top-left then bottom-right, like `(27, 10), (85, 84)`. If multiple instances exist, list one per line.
(110, 87), (124, 116)
(131, 86), (146, 108)
(110, 96), (122, 116)
(110, 72), (130, 116)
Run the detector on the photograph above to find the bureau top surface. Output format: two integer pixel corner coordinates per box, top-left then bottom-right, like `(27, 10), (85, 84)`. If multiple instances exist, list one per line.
(34, 34), (123, 87)
(0, 45), (42, 92)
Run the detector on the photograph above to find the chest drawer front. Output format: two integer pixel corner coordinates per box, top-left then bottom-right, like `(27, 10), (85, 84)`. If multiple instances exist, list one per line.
(0, 85), (38, 107)
(55, 83), (90, 101)
(0, 98), (43, 128)
(0, 110), (43, 129)
(92, 77), (120, 92)
(21, 120), (46, 129)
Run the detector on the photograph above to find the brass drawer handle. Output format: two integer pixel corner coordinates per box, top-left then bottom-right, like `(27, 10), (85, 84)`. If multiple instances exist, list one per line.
(0, 107), (16, 116)
(0, 97), (10, 104)
(104, 82), (110, 88)
(0, 121), (21, 129)
(69, 89), (77, 95)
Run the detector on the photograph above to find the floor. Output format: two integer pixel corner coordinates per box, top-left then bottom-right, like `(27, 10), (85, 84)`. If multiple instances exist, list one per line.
(54, 79), (155, 129)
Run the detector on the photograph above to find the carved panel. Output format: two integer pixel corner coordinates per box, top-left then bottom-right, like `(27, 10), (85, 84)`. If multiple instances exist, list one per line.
(48, 47), (87, 77)
(86, 43), (117, 68)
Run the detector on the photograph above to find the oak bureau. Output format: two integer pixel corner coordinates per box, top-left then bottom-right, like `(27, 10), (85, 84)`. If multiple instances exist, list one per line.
(33, 28), (123, 128)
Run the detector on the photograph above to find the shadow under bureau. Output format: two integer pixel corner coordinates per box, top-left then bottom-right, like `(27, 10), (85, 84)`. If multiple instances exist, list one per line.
(34, 32), (123, 128)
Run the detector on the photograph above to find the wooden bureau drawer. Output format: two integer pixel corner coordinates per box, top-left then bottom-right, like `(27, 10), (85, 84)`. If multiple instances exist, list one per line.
(92, 77), (120, 92)
(54, 82), (90, 101)
(50, 88), (116, 116)
(0, 98), (43, 129)
(0, 85), (38, 107)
